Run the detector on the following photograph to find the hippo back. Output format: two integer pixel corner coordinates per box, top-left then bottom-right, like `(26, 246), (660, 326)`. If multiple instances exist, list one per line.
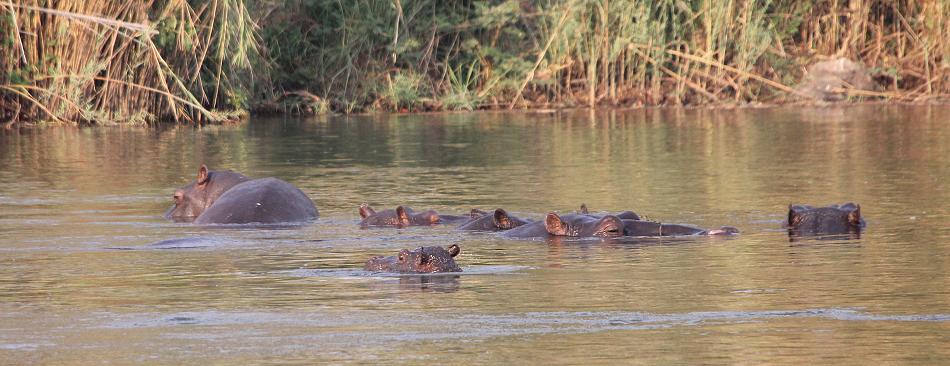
(194, 177), (318, 224)
(500, 220), (549, 238)
(458, 208), (530, 231)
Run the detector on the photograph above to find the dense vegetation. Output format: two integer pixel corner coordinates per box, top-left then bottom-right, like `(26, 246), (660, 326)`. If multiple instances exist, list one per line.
(2, 0), (949, 125)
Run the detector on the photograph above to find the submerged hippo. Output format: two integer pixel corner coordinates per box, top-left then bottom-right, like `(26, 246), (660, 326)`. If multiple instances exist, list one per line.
(785, 203), (865, 235)
(165, 165), (317, 224)
(358, 204), (473, 228)
(364, 245), (462, 273)
(457, 208), (531, 231)
(622, 220), (739, 236)
(502, 212), (625, 239)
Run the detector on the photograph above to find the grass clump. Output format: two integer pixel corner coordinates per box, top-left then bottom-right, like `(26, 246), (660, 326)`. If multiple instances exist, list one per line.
(1, 0), (263, 126)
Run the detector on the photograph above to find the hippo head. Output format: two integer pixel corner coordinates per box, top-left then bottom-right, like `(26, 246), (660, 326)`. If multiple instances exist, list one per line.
(786, 203), (865, 235)
(358, 204), (442, 227)
(364, 245), (462, 273)
(165, 165), (250, 222)
(457, 208), (530, 231)
(544, 212), (625, 238)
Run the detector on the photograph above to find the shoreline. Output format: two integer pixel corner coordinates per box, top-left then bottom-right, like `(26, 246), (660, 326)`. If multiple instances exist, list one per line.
(4, 99), (949, 130)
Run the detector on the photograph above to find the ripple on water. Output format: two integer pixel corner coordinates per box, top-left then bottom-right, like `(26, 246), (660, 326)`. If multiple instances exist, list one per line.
(280, 265), (531, 279)
(98, 308), (950, 335)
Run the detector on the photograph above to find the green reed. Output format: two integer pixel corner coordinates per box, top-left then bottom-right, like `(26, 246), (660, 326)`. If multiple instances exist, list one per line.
(2, 0), (948, 124)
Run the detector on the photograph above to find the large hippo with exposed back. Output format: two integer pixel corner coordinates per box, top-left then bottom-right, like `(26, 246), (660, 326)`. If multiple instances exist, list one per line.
(165, 165), (318, 224)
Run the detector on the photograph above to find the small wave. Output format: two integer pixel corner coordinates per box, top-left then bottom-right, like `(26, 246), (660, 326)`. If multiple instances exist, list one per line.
(281, 265), (530, 279)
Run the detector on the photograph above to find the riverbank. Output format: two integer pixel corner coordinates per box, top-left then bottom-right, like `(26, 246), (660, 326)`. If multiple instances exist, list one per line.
(2, 1), (949, 126)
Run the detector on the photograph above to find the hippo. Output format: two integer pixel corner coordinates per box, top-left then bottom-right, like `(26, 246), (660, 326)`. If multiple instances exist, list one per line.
(364, 245), (462, 273)
(165, 165), (318, 224)
(622, 220), (739, 236)
(578, 203), (641, 220)
(785, 203), (865, 235)
(358, 204), (474, 228)
(457, 208), (531, 231)
(502, 212), (625, 239)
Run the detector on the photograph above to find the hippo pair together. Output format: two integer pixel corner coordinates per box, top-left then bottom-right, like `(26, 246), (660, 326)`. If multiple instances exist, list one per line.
(456, 205), (641, 232)
(358, 203), (737, 238)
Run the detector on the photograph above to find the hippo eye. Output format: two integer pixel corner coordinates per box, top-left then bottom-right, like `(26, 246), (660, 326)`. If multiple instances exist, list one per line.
(600, 226), (622, 236)
(397, 252), (406, 262)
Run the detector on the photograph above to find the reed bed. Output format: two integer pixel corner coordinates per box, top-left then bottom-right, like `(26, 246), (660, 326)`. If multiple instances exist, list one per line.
(258, 0), (949, 113)
(1, 0), (261, 126)
(2, 0), (949, 124)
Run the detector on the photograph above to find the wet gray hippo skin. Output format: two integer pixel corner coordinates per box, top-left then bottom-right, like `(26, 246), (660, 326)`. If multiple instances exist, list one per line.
(358, 204), (475, 227)
(622, 220), (739, 236)
(364, 245), (462, 273)
(578, 204), (641, 220)
(458, 208), (531, 231)
(502, 213), (625, 238)
(785, 203), (865, 235)
(165, 165), (318, 224)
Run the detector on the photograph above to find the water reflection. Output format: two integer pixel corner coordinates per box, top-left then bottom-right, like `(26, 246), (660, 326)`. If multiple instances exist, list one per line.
(1, 105), (949, 364)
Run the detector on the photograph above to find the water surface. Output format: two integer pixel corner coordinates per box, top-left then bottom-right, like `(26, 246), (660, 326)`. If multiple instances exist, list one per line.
(1, 106), (949, 364)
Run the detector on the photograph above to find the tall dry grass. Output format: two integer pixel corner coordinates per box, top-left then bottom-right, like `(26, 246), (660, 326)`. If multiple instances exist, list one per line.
(0, 0), (261, 126)
(3, 0), (949, 123)
(257, 0), (949, 113)
(525, 0), (950, 107)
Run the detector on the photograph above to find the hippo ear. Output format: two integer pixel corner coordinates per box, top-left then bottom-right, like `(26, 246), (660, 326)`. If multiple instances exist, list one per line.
(196, 165), (210, 186)
(359, 204), (375, 219)
(787, 204), (801, 226)
(447, 244), (461, 257)
(848, 204), (862, 226)
(396, 206), (411, 224)
(493, 208), (512, 228)
(424, 210), (441, 224)
(544, 212), (567, 235)
(579, 203), (589, 214)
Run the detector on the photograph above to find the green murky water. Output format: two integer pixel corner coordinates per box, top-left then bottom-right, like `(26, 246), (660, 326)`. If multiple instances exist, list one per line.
(1, 106), (949, 364)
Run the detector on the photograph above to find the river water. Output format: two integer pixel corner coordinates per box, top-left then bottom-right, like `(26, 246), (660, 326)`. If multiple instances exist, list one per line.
(1, 106), (948, 364)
